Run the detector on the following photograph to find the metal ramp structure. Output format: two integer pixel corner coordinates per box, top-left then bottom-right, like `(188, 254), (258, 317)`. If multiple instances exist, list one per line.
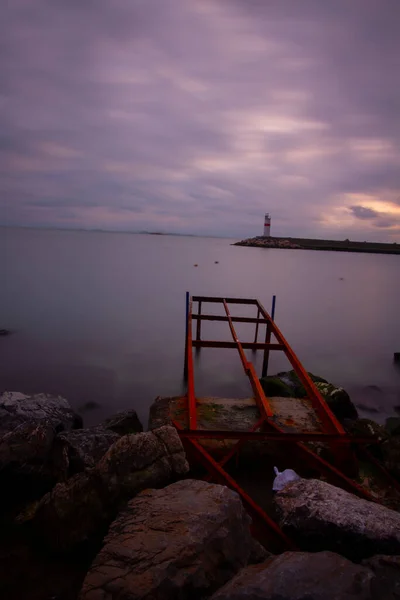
(172, 294), (400, 551)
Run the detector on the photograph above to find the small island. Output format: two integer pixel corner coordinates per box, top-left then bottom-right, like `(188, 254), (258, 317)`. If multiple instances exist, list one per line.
(234, 236), (400, 255)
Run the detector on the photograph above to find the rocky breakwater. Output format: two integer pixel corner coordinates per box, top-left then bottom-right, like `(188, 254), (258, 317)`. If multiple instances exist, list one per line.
(3, 388), (400, 599)
(234, 236), (301, 249)
(0, 391), (189, 599)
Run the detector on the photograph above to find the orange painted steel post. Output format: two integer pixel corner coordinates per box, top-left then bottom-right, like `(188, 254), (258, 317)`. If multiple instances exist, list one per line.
(184, 291), (189, 379)
(253, 308), (260, 343)
(196, 300), (202, 341)
(262, 296), (275, 378)
(261, 323), (272, 378)
(186, 296), (197, 429)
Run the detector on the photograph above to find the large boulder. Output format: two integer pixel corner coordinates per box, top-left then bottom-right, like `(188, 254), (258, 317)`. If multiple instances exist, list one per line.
(260, 371), (358, 422)
(275, 478), (400, 560)
(32, 426), (189, 550)
(210, 551), (374, 600)
(0, 421), (57, 510)
(363, 555), (400, 599)
(80, 479), (260, 600)
(0, 391), (82, 434)
(52, 427), (121, 479)
(101, 409), (143, 435)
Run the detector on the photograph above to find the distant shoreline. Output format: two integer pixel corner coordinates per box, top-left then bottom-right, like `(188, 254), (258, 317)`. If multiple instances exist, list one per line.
(234, 236), (400, 255)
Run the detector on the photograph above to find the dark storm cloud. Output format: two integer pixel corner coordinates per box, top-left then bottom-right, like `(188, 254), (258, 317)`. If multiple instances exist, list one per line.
(349, 206), (380, 220)
(1, 0), (400, 239)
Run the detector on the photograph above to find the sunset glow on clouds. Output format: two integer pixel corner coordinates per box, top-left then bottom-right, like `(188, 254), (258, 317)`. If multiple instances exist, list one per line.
(1, 0), (400, 240)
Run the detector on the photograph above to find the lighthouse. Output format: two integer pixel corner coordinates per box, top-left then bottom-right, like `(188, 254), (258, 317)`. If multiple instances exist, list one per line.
(263, 213), (271, 237)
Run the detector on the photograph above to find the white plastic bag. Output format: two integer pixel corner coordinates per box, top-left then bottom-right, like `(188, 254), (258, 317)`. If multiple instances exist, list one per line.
(272, 466), (301, 492)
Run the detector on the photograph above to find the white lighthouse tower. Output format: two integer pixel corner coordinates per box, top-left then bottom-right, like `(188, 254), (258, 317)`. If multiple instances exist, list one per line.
(263, 213), (271, 237)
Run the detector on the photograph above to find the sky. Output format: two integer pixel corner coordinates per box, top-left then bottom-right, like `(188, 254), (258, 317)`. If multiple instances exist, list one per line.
(1, 0), (400, 241)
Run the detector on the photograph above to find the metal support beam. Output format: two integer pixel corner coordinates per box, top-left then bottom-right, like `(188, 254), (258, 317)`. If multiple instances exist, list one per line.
(192, 314), (267, 324)
(192, 296), (258, 305)
(178, 430), (378, 444)
(173, 420), (295, 552)
(192, 340), (284, 350)
(196, 300), (202, 341)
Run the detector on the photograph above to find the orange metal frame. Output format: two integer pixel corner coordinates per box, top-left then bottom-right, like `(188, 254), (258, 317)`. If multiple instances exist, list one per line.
(177, 294), (392, 550)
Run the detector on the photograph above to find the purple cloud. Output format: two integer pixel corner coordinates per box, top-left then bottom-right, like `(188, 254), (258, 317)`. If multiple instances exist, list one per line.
(1, 0), (400, 240)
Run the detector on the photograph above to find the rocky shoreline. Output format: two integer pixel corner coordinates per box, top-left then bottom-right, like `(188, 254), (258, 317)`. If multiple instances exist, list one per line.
(1, 379), (400, 599)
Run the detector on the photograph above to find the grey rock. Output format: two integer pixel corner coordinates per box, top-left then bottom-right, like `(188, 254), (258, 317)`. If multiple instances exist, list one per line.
(0, 391), (82, 435)
(32, 426), (189, 549)
(148, 395), (173, 430)
(80, 479), (259, 600)
(0, 421), (57, 508)
(363, 555), (400, 600)
(101, 409), (143, 435)
(275, 478), (400, 560)
(52, 427), (120, 478)
(210, 551), (374, 600)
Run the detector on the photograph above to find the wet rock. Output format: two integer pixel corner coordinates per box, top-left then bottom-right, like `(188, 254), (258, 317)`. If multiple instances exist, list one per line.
(0, 391), (82, 435)
(0, 421), (57, 509)
(363, 555), (400, 599)
(385, 417), (400, 437)
(0, 328), (11, 336)
(210, 551), (374, 600)
(345, 418), (387, 459)
(80, 479), (259, 600)
(381, 436), (400, 481)
(260, 371), (358, 422)
(148, 395), (173, 430)
(52, 427), (120, 478)
(32, 426), (189, 550)
(101, 409), (143, 435)
(314, 381), (358, 421)
(275, 478), (400, 560)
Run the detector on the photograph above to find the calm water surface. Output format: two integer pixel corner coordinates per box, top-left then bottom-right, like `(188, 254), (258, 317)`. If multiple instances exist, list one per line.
(1, 227), (400, 427)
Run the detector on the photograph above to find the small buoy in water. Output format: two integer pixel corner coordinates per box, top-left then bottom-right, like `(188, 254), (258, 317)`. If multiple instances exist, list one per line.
(394, 352), (400, 364)
(214, 261), (219, 264)
(339, 277), (344, 281)
(194, 264), (198, 267)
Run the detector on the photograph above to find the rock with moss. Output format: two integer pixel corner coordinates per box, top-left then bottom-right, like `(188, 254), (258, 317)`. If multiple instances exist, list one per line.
(260, 371), (357, 422)
(314, 381), (358, 421)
